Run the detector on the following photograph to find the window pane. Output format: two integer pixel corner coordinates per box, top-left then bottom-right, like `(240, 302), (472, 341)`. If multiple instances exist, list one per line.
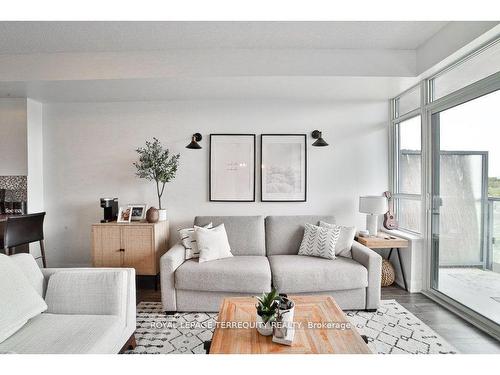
(396, 85), (420, 117)
(432, 39), (500, 100)
(397, 199), (422, 233)
(397, 116), (421, 194)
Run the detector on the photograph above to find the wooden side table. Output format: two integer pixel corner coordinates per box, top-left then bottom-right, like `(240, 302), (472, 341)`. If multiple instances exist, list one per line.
(355, 233), (410, 291)
(91, 220), (169, 289)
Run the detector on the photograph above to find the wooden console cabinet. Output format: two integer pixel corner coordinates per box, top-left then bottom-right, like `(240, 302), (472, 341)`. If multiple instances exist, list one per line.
(91, 221), (169, 276)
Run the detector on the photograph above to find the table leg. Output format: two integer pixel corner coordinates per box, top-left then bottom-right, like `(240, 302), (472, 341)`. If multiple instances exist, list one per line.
(387, 248), (394, 259)
(396, 248), (408, 291)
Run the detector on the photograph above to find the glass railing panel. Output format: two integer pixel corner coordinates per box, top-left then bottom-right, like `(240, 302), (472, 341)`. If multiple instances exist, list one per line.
(491, 199), (500, 273)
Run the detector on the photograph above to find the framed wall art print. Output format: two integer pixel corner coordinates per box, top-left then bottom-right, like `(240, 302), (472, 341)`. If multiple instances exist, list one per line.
(209, 134), (256, 202)
(260, 134), (307, 202)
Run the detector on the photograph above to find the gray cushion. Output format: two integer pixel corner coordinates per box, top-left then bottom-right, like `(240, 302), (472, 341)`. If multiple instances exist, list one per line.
(265, 215), (336, 255)
(175, 256), (271, 293)
(194, 216), (265, 256)
(268, 255), (368, 293)
(44, 270), (127, 316)
(0, 313), (122, 354)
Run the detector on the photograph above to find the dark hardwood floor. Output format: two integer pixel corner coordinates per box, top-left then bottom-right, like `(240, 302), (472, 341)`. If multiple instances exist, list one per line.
(136, 278), (500, 354)
(381, 286), (500, 353)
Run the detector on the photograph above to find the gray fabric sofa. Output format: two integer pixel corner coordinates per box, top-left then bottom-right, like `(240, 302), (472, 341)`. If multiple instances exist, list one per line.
(0, 254), (136, 354)
(160, 215), (381, 313)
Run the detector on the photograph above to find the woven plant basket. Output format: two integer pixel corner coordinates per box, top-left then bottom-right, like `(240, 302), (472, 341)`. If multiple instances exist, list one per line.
(381, 259), (395, 287)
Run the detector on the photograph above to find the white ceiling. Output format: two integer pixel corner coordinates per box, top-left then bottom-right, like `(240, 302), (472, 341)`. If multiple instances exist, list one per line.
(0, 76), (418, 103)
(0, 21), (496, 102)
(0, 21), (449, 54)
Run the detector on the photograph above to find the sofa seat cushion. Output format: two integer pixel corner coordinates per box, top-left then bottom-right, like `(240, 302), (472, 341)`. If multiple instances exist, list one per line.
(268, 255), (368, 293)
(175, 256), (271, 293)
(0, 313), (123, 354)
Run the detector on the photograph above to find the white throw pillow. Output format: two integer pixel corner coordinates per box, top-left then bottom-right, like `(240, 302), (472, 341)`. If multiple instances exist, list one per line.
(0, 254), (47, 343)
(179, 222), (213, 260)
(298, 223), (341, 260)
(319, 221), (356, 258)
(195, 223), (233, 263)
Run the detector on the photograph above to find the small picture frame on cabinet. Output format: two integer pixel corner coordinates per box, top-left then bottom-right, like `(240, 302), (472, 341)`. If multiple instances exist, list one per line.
(129, 204), (147, 221)
(129, 203), (147, 221)
(117, 206), (132, 223)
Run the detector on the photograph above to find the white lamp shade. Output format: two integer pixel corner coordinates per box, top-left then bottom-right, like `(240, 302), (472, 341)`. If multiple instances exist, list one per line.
(359, 196), (388, 215)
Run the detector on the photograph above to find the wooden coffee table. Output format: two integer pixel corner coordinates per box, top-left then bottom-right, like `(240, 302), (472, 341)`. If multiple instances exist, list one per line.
(209, 295), (371, 354)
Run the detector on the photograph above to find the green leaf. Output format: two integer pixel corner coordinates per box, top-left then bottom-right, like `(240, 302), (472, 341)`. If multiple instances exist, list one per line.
(133, 138), (180, 208)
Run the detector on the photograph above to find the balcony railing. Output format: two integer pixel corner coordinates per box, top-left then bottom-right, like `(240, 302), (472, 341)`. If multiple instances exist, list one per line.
(487, 197), (500, 272)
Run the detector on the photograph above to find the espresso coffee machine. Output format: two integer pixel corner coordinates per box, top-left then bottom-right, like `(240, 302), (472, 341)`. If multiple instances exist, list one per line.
(100, 198), (118, 223)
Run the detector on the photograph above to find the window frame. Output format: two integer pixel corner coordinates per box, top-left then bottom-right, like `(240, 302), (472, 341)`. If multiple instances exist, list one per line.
(390, 83), (424, 235)
(389, 34), (500, 340)
(428, 38), (500, 103)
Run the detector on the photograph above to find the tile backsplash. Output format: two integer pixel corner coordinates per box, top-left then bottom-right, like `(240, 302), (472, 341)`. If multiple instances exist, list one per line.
(0, 175), (27, 202)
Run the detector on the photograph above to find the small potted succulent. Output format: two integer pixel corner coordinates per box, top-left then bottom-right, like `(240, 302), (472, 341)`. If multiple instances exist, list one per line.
(133, 138), (180, 222)
(255, 288), (280, 336)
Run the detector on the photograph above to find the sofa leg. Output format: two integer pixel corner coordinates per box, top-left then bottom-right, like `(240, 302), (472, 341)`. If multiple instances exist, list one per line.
(119, 334), (137, 353)
(165, 311), (177, 315)
(203, 340), (212, 354)
(365, 309), (377, 312)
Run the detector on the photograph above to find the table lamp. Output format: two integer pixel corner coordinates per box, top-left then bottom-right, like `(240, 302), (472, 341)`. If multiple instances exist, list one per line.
(359, 196), (388, 236)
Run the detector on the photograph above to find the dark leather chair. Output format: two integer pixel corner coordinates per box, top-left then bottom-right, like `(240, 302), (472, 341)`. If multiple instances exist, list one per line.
(2, 212), (47, 267)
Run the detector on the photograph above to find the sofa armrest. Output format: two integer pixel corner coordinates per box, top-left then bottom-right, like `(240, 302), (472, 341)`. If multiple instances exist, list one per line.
(160, 243), (186, 311)
(42, 268), (136, 331)
(351, 241), (382, 309)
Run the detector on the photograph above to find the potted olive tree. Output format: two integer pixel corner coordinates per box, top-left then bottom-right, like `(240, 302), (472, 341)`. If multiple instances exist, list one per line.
(133, 138), (180, 222)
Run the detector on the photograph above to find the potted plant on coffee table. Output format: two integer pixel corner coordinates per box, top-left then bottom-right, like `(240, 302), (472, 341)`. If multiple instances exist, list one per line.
(133, 137), (180, 222)
(255, 288), (280, 336)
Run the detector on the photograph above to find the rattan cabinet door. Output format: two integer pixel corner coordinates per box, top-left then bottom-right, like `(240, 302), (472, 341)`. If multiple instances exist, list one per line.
(92, 225), (123, 267)
(122, 225), (155, 275)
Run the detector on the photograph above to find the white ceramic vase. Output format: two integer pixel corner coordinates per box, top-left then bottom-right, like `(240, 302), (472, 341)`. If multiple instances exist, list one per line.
(256, 314), (273, 336)
(158, 209), (167, 222)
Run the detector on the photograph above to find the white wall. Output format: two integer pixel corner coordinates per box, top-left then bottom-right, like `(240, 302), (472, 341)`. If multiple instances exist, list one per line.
(0, 98), (27, 176)
(26, 99), (45, 261)
(26, 98), (44, 213)
(43, 99), (389, 267)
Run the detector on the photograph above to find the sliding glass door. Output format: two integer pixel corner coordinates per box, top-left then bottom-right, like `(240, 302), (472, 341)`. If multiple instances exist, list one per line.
(431, 89), (500, 325)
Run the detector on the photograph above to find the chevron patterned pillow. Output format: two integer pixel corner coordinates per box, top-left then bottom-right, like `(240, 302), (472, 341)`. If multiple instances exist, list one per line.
(319, 221), (356, 258)
(298, 223), (341, 260)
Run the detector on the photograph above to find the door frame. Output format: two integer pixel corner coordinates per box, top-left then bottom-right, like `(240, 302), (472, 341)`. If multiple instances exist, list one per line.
(421, 73), (500, 340)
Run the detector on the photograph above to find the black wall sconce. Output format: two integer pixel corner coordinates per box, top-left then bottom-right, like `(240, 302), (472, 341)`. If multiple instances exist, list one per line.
(311, 130), (329, 147)
(186, 133), (202, 149)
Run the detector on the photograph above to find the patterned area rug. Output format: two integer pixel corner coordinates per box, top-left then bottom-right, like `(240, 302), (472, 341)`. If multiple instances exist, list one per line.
(125, 300), (457, 354)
